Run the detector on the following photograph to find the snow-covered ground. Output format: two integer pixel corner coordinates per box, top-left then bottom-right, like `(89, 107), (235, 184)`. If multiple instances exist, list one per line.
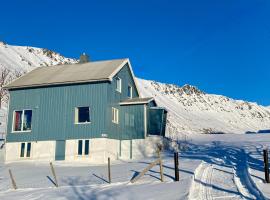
(1, 133), (270, 200)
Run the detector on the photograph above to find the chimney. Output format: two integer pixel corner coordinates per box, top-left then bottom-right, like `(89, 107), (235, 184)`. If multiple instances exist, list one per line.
(79, 53), (90, 63)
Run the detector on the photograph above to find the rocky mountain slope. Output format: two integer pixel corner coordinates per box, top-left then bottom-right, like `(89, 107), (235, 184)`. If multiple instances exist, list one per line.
(0, 41), (76, 73)
(137, 79), (270, 138)
(0, 42), (269, 138)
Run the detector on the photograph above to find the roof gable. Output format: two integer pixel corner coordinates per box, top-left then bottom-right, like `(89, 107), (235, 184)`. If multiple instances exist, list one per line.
(4, 58), (132, 89)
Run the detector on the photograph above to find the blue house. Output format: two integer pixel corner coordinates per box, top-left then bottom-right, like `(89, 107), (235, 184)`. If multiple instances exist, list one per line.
(4, 58), (167, 163)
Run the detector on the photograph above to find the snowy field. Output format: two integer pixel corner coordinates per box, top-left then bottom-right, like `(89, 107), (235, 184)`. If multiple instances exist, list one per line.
(1, 134), (270, 200)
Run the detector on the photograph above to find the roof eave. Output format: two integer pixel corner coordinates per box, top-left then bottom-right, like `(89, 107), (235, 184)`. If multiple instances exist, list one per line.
(4, 78), (111, 90)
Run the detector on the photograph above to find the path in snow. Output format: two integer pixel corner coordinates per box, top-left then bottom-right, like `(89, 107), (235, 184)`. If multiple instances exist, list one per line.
(184, 135), (268, 200)
(189, 162), (242, 200)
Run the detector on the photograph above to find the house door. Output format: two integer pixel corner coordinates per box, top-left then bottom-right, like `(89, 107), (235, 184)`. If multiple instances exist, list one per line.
(148, 108), (167, 136)
(55, 140), (66, 161)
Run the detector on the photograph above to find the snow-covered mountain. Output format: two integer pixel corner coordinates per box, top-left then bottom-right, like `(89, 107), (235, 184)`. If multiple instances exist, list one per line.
(0, 42), (269, 138)
(138, 79), (270, 138)
(0, 41), (76, 73)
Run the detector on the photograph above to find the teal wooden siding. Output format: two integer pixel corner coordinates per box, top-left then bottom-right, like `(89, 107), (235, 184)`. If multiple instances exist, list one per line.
(7, 82), (108, 142)
(106, 64), (143, 140)
(6, 63), (154, 143)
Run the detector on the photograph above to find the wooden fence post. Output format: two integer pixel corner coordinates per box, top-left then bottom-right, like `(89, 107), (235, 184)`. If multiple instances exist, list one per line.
(263, 149), (270, 183)
(50, 162), (59, 187)
(174, 152), (179, 181)
(108, 157), (111, 184)
(158, 150), (164, 182)
(8, 169), (17, 190)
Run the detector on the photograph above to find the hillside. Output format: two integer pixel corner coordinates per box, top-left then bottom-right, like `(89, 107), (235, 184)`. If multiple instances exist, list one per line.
(0, 42), (270, 137)
(138, 79), (270, 138)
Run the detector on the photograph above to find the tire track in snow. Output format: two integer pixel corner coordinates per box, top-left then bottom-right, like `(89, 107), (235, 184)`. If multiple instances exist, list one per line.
(189, 162), (243, 200)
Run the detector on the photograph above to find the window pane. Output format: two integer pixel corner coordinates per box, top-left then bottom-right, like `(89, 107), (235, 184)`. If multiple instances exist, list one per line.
(128, 86), (132, 98)
(20, 143), (25, 157)
(26, 143), (31, 157)
(116, 77), (121, 92)
(23, 110), (32, 131)
(14, 111), (23, 131)
(78, 107), (90, 123)
(78, 140), (83, 155)
(85, 140), (89, 155)
(116, 109), (119, 123)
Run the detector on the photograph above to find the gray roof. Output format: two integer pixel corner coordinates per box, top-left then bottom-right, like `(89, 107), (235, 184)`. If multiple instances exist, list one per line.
(5, 58), (128, 89)
(119, 97), (154, 105)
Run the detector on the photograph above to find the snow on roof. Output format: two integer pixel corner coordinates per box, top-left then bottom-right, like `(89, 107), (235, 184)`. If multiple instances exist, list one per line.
(119, 97), (154, 105)
(4, 58), (129, 89)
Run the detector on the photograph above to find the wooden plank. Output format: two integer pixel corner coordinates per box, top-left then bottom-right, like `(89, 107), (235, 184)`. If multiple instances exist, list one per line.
(131, 159), (161, 183)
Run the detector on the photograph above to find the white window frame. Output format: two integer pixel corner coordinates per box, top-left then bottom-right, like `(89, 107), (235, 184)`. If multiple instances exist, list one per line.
(112, 107), (119, 124)
(128, 85), (133, 99)
(77, 139), (90, 157)
(20, 142), (32, 158)
(116, 77), (122, 93)
(74, 107), (91, 124)
(12, 110), (32, 133)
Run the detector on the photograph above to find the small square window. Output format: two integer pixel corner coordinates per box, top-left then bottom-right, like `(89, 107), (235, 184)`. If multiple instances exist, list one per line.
(116, 77), (122, 93)
(75, 107), (90, 123)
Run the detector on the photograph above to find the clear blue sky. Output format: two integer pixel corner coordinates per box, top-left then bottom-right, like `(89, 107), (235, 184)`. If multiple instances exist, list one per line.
(1, 0), (270, 105)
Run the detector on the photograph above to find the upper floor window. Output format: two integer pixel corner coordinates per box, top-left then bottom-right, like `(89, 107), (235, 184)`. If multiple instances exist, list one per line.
(75, 107), (91, 124)
(128, 85), (133, 98)
(13, 110), (32, 132)
(116, 77), (122, 93)
(112, 107), (119, 124)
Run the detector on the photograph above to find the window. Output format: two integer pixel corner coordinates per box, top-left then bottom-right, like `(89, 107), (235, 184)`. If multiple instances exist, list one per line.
(128, 85), (132, 98)
(20, 142), (31, 158)
(112, 107), (119, 124)
(13, 110), (32, 132)
(77, 140), (90, 156)
(116, 77), (122, 93)
(75, 107), (90, 124)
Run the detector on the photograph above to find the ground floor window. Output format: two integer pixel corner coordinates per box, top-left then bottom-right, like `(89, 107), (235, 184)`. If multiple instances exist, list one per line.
(13, 110), (32, 132)
(20, 142), (31, 158)
(77, 140), (90, 156)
